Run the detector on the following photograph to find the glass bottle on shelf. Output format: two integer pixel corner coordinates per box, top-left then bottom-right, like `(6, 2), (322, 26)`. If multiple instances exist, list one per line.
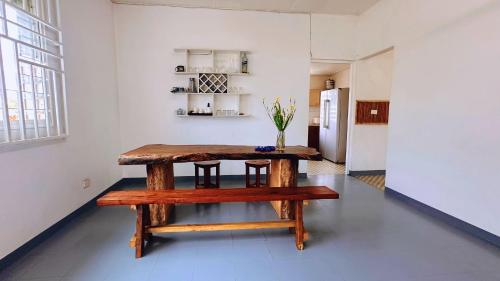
(189, 78), (197, 93)
(241, 52), (248, 74)
(207, 103), (212, 114)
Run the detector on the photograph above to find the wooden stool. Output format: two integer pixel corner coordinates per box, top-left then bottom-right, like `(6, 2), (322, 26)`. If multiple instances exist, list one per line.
(194, 161), (221, 189)
(245, 160), (271, 188)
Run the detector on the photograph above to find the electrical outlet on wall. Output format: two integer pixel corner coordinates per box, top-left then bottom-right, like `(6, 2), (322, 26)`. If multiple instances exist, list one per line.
(82, 178), (91, 189)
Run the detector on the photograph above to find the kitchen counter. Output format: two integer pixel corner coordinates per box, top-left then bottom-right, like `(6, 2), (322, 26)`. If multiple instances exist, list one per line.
(308, 125), (320, 151)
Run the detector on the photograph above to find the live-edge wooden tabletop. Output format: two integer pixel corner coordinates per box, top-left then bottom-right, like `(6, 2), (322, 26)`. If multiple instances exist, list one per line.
(118, 144), (322, 165)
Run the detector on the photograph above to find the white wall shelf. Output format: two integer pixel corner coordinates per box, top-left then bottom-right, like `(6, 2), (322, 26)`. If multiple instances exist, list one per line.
(174, 48), (250, 53)
(176, 114), (251, 118)
(173, 48), (251, 118)
(172, 93), (250, 96)
(174, 72), (250, 76)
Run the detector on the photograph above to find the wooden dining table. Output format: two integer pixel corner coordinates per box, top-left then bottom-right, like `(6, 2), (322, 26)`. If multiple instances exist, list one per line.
(119, 144), (322, 226)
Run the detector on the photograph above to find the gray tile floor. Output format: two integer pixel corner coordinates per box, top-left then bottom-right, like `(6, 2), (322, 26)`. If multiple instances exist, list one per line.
(1, 174), (499, 281)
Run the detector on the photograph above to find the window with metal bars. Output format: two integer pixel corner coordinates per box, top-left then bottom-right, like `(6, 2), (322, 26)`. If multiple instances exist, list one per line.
(0, 0), (66, 146)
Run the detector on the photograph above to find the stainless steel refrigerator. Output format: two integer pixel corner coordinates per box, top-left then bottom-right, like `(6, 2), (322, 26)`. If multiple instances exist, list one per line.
(319, 89), (349, 163)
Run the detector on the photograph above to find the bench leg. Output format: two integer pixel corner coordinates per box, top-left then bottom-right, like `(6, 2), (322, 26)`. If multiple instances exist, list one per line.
(135, 204), (147, 258)
(144, 204), (153, 244)
(294, 200), (304, 250)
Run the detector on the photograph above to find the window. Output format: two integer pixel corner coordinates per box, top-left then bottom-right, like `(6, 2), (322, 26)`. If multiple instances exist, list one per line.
(0, 0), (66, 145)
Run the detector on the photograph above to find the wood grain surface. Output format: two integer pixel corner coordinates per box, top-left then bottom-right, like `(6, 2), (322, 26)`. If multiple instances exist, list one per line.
(245, 159), (271, 166)
(147, 221), (296, 233)
(97, 186), (339, 206)
(355, 101), (390, 124)
(295, 200), (304, 250)
(270, 159), (298, 219)
(119, 145), (322, 165)
(146, 163), (174, 226)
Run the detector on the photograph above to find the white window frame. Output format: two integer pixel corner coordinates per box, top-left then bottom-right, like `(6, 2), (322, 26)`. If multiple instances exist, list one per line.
(0, 0), (68, 150)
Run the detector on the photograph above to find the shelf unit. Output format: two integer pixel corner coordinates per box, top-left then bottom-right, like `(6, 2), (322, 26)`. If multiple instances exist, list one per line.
(172, 93), (250, 96)
(176, 114), (251, 118)
(173, 92), (250, 118)
(174, 48), (249, 75)
(173, 48), (250, 118)
(175, 72), (249, 76)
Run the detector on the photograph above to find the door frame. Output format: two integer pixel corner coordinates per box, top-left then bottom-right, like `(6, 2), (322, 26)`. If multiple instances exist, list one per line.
(310, 59), (355, 174)
(344, 47), (395, 174)
(311, 48), (394, 175)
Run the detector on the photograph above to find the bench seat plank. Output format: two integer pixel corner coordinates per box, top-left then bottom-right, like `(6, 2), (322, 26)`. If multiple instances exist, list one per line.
(97, 186), (339, 206)
(97, 185), (340, 258)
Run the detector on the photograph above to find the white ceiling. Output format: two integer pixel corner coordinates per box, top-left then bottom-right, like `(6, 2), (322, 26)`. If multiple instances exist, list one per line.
(111, 0), (380, 15)
(310, 62), (349, 75)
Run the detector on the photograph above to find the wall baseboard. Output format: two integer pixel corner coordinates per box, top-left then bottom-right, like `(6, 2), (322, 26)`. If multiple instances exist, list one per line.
(385, 187), (500, 248)
(0, 178), (128, 271)
(349, 170), (386, 176)
(0, 173), (308, 270)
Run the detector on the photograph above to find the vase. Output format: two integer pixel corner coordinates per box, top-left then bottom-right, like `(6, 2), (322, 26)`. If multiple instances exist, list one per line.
(276, 130), (285, 152)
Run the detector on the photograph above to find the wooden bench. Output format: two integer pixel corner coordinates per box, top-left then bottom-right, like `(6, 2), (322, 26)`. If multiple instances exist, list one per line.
(97, 186), (339, 258)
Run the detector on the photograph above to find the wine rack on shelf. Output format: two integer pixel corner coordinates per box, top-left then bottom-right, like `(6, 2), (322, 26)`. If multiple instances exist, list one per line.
(198, 73), (228, 94)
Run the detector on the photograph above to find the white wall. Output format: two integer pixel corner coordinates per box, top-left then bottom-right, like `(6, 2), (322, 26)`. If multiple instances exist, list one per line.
(311, 14), (357, 60)
(347, 50), (393, 172)
(356, 0), (494, 58)
(360, 0), (500, 236)
(0, 0), (121, 259)
(310, 75), (329, 90)
(331, 68), (350, 89)
(113, 5), (311, 177)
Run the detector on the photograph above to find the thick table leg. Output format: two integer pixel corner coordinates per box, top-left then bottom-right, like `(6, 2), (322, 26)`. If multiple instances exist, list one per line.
(270, 159), (298, 219)
(146, 162), (174, 226)
(295, 200), (304, 250)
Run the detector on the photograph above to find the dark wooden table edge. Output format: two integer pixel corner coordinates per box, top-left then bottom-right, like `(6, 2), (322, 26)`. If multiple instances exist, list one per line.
(117, 145), (322, 165)
(118, 154), (322, 165)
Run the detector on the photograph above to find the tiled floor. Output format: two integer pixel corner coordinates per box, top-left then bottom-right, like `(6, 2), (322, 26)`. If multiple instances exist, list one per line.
(353, 175), (386, 191)
(307, 160), (345, 175)
(1, 175), (499, 281)
(308, 160), (385, 191)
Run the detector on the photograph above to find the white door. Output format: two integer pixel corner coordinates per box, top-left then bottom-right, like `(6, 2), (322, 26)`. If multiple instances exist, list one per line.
(319, 90), (329, 156)
(323, 90), (339, 161)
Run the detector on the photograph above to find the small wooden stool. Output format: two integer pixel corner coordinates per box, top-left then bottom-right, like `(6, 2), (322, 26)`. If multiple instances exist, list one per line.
(194, 161), (221, 189)
(245, 160), (271, 188)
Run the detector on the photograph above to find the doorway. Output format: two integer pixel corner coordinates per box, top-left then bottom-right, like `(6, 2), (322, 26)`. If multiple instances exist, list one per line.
(307, 62), (351, 175)
(306, 49), (395, 192)
(346, 49), (395, 191)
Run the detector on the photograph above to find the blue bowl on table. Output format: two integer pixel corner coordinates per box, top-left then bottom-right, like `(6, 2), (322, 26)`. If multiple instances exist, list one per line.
(255, 146), (276, 152)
